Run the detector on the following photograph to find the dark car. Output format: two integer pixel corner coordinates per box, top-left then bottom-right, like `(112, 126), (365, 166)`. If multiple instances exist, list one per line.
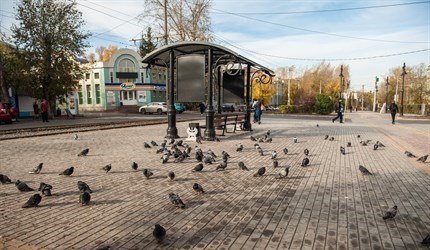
(221, 103), (236, 112)
(0, 101), (15, 124)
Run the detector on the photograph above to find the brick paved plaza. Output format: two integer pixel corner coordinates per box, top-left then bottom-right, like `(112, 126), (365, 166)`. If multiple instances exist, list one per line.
(0, 112), (429, 249)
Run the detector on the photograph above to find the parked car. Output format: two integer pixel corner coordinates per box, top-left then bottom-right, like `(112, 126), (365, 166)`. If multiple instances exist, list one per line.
(0, 101), (14, 124)
(174, 103), (186, 114)
(139, 102), (167, 115)
(221, 103), (236, 112)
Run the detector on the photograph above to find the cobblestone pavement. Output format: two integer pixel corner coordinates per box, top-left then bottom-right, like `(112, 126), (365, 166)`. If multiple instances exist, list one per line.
(0, 112), (429, 249)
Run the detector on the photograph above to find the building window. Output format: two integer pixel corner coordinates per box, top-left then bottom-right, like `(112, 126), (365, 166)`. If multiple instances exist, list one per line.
(86, 84), (92, 104)
(85, 73), (90, 80)
(120, 91), (136, 101)
(95, 84), (101, 104)
(94, 72), (99, 79)
(118, 58), (136, 72)
(110, 72), (114, 82)
(78, 86), (83, 105)
(141, 72), (144, 83)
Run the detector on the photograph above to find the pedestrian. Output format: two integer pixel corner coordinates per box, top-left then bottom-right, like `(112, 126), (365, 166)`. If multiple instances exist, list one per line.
(40, 99), (49, 122)
(198, 102), (206, 114)
(389, 102), (399, 124)
(33, 100), (39, 120)
(332, 99), (344, 123)
(253, 99), (262, 124)
(349, 105), (353, 113)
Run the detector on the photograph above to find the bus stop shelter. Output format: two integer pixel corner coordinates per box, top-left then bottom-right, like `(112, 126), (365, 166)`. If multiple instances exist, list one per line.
(142, 41), (274, 140)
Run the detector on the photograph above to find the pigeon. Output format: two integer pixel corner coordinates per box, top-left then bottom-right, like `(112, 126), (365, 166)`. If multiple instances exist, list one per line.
(22, 194), (42, 208)
(215, 137), (220, 142)
(265, 137), (273, 143)
(304, 148), (309, 156)
(216, 162), (227, 170)
(258, 148), (264, 156)
(132, 162), (138, 170)
(78, 148), (89, 156)
(144, 142), (151, 148)
(15, 180), (34, 192)
(150, 140), (158, 146)
(375, 141), (385, 147)
(329, 137), (334, 141)
(422, 233), (430, 245)
(174, 154), (186, 163)
(38, 182), (53, 196)
(167, 171), (175, 180)
(102, 164), (112, 173)
(74, 134), (79, 140)
(79, 191), (91, 206)
(324, 135), (329, 140)
(59, 167), (74, 176)
(196, 136), (202, 144)
(255, 143), (261, 150)
(373, 144), (379, 151)
(143, 169), (153, 178)
(283, 148), (288, 155)
(340, 146), (346, 155)
(266, 130), (271, 136)
(207, 149), (217, 158)
(254, 167), (266, 177)
(193, 183), (204, 194)
(404, 151), (416, 158)
(193, 163), (204, 172)
(238, 161), (249, 171)
(169, 138), (175, 145)
(272, 160), (278, 168)
(153, 224), (166, 243)
(316, 124), (319, 127)
(347, 142), (351, 147)
(203, 155), (214, 164)
(360, 141), (367, 146)
(357, 135), (361, 138)
(301, 157), (310, 167)
(359, 165), (373, 175)
(417, 155), (428, 163)
(222, 153), (229, 163)
(162, 153), (170, 164)
(77, 181), (92, 193)
(271, 151), (277, 159)
(250, 135), (257, 141)
(236, 144), (244, 152)
(278, 166), (290, 178)
(169, 193), (185, 209)
(293, 137), (298, 143)
(382, 205), (398, 220)
(29, 163), (43, 174)
(0, 174), (12, 184)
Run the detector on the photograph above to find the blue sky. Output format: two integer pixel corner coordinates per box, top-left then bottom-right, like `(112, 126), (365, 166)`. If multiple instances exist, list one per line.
(1, 0), (429, 91)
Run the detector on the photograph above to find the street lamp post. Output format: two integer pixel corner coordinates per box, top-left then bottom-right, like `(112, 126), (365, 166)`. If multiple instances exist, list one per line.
(373, 76), (379, 112)
(385, 77), (389, 113)
(339, 65), (344, 100)
(400, 63), (406, 116)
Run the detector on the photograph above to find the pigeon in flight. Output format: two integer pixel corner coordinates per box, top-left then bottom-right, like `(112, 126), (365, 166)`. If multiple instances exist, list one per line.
(301, 157), (310, 167)
(78, 148), (89, 157)
(359, 165), (372, 175)
(254, 167), (266, 177)
(304, 149), (309, 156)
(382, 205), (398, 220)
(143, 169), (154, 178)
(347, 142), (351, 147)
(293, 137), (298, 143)
(132, 162), (138, 170)
(216, 162), (227, 170)
(167, 171), (175, 180)
(404, 151), (416, 158)
(278, 166), (290, 178)
(22, 194), (42, 208)
(150, 140), (158, 146)
(29, 163), (43, 174)
(193, 183), (204, 194)
(74, 134), (79, 140)
(373, 144), (379, 151)
(38, 182), (53, 196)
(324, 135), (329, 140)
(273, 160), (279, 168)
(238, 161), (249, 171)
(77, 181), (92, 193)
(153, 224), (166, 243)
(193, 163), (204, 172)
(144, 142), (151, 148)
(169, 193), (185, 209)
(271, 151), (277, 159)
(102, 164), (112, 173)
(59, 166), (74, 176)
(79, 191), (91, 206)
(417, 155), (428, 163)
(236, 144), (244, 152)
(0, 174), (12, 184)
(250, 135), (257, 141)
(283, 148), (288, 155)
(15, 180), (34, 192)
(422, 233), (430, 245)
(340, 146), (346, 155)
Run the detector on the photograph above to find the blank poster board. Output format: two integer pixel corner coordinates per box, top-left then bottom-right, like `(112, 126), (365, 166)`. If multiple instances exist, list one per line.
(176, 55), (205, 102)
(223, 70), (244, 103)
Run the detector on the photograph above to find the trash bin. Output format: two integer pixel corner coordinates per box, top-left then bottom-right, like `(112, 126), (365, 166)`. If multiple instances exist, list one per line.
(189, 123), (201, 137)
(187, 123), (201, 141)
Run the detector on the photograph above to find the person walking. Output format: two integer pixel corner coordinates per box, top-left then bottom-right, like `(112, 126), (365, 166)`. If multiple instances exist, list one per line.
(40, 99), (49, 122)
(33, 100), (39, 120)
(253, 99), (262, 124)
(198, 102), (206, 114)
(332, 99), (344, 123)
(389, 102), (399, 124)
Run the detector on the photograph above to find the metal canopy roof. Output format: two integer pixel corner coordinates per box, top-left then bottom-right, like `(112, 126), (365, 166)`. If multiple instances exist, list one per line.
(141, 41), (274, 75)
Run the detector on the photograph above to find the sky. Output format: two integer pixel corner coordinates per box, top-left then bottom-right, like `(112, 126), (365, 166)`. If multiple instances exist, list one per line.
(0, 0), (429, 91)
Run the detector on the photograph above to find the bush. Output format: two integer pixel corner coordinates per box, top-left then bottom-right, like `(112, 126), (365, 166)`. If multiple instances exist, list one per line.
(279, 105), (298, 113)
(314, 94), (334, 114)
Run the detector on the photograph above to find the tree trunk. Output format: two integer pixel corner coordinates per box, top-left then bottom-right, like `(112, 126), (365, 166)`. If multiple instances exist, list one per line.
(0, 61), (10, 101)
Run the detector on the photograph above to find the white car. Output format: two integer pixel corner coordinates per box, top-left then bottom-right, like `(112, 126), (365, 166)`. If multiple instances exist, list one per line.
(139, 102), (168, 115)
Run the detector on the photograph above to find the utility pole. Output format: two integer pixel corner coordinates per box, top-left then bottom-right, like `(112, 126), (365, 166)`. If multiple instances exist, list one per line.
(400, 62), (406, 116)
(339, 65), (344, 100)
(373, 76), (379, 112)
(385, 77), (389, 113)
(164, 0), (168, 45)
(361, 84), (364, 111)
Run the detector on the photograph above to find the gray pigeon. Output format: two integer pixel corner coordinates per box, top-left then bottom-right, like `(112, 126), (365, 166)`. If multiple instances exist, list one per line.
(404, 151), (416, 158)
(30, 163), (43, 174)
(250, 135), (257, 141)
(0, 174), (12, 184)
(79, 191), (91, 206)
(236, 144), (244, 152)
(22, 194), (42, 208)
(304, 148), (309, 156)
(59, 166), (74, 176)
(74, 134), (79, 140)
(376, 141), (385, 147)
(167, 171), (175, 180)
(162, 154), (169, 164)
(193, 183), (204, 194)
(265, 137), (273, 143)
(383, 205), (398, 220)
(422, 233), (430, 245)
(301, 157), (310, 167)
(278, 166), (290, 178)
(357, 135), (361, 138)
(38, 182), (53, 196)
(153, 224), (166, 243)
(77, 181), (92, 193)
(359, 165), (372, 175)
(150, 140), (158, 146)
(144, 142), (151, 148)
(193, 163), (204, 172)
(373, 144), (379, 151)
(272, 160), (278, 168)
(143, 169), (153, 178)
(132, 162), (138, 170)
(360, 141), (367, 146)
(340, 146), (346, 155)
(347, 142), (351, 147)
(417, 155), (428, 163)
(254, 167), (266, 177)
(102, 164), (112, 173)
(271, 151), (277, 159)
(238, 161), (249, 171)
(266, 130), (271, 136)
(78, 148), (89, 156)
(293, 137), (298, 143)
(15, 180), (34, 192)
(169, 193), (185, 209)
(329, 137), (334, 141)
(324, 135), (329, 140)
(283, 148), (288, 154)
(216, 162), (227, 170)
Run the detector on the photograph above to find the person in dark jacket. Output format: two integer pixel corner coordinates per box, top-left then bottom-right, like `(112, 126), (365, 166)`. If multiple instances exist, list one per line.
(332, 99), (344, 123)
(198, 102), (206, 114)
(389, 102), (399, 124)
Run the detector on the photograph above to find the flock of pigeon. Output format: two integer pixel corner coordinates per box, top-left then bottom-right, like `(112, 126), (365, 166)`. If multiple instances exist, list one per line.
(0, 126), (429, 247)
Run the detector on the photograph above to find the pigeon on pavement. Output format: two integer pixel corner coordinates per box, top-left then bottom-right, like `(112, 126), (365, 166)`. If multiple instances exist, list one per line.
(373, 144), (379, 151)
(38, 182), (53, 196)
(293, 137), (298, 143)
(383, 205), (398, 220)
(193, 183), (204, 194)
(329, 137), (334, 141)
(254, 167), (266, 177)
(347, 142), (351, 147)
(278, 166), (290, 178)
(304, 148), (309, 156)
(143, 169), (154, 178)
(324, 135), (329, 140)
(59, 167), (74, 176)
(283, 148), (288, 155)
(422, 233), (430, 245)
(340, 146), (346, 155)
(193, 163), (204, 172)
(77, 181), (92, 193)
(301, 157), (310, 167)
(169, 193), (185, 209)
(78, 148), (89, 156)
(22, 194), (42, 208)
(167, 171), (175, 180)
(216, 162), (227, 170)
(153, 224), (166, 243)
(359, 165), (373, 175)
(271, 151), (277, 159)
(102, 164), (112, 173)
(236, 144), (244, 152)
(417, 155), (428, 163)
(144, 142), (151, 148)
(250, 135), (257, 141)
(238, 161), (249, 171)
(29, 163), (43, 174)
(15, 180), (34, 192)
(150, 140), (158, 146)
(79, 191), (91, 206)
(404, 151), (416, 158)
(74, 134), (79, 140)
(0, 174), (12, 184)
(273, 160), (278, 168)
(132, 162), (138, 170)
